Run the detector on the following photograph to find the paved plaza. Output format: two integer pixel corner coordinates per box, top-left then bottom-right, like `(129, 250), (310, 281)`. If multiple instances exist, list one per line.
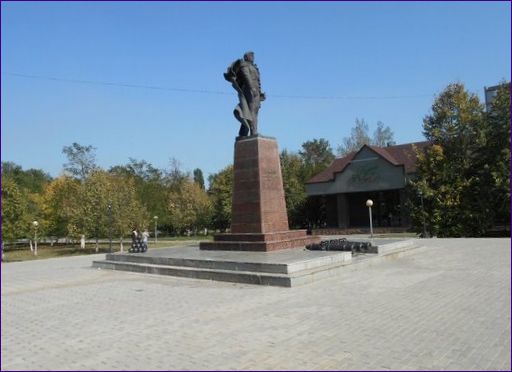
(1, 238), (510, 370)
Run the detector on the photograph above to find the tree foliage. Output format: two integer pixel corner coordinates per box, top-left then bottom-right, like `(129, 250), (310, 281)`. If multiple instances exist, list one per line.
(62, 142), (97, 180)
(409, 82), (510, 237)
(108, 174), (149, 248)
(478, 83), (510, 226)
(337, 119), (395, 156)
(109, 159), (168, 233)
(208, 165), (233, 230)
(165, 158), (190, 189)
(41, 176), (80, 238)
(67, 170), (148, 247)
(373, 121), (396, 147)
(168, 180), (211, 234)
(280, 150), (307, 227)
(2, 162), (52, 193)
(2, 163), (50, 241)
(281, 138), (335, 228)
(193, 168), (205, 190)
(299, 138), (335, 180)
(2, 178), (30, 242)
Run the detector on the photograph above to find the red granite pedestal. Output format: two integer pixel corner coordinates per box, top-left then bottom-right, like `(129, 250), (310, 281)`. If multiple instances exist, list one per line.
(200, 135), (320, 252)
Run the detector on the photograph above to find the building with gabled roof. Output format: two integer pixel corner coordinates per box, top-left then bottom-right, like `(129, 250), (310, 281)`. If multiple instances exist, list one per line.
(305, 141), (429, 229)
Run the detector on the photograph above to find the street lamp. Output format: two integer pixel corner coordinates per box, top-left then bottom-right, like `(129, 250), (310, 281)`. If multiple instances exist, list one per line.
(32, 220), (39, 256)
(366, 199), (374, 241)
(418, 191), (428, 238)
(107, 204), (113, 253)
(153, 216), (158, 244)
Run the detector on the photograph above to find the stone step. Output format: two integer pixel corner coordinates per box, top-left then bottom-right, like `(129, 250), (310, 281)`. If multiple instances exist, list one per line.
(372, 239), (417, 255)
(92, 239), (423, 287)
(92, 256), (353, 288)
(103, 250), (351, 274)
(348, 242), (426, 271)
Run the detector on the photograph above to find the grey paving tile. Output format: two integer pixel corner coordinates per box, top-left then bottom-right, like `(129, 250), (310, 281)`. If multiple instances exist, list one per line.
(1, 238), (510, 370)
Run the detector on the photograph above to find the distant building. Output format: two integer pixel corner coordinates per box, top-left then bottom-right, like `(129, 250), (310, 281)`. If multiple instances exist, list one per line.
(305, 142), (429, 229)
(484, 83), (510, 111)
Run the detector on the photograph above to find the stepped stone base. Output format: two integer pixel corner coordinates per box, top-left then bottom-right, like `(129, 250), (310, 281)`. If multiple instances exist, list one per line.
(92, 239), (422, 287)
(200, 230), (321, 252)
(92, 245), (353, 287)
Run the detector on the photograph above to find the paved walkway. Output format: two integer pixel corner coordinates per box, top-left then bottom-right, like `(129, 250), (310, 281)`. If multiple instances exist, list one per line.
(1, 238), (510, 370)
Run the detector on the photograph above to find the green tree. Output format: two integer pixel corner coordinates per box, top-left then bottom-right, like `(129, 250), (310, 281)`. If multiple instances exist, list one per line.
(69, 170), (149, 250)
(68, 170), (111, 248)
(62, 142), (97, 180)
(193, 168), (205, 190)
(337, 118), (371, 156)
(2, 163), (49, 243)
(166, 158), (189, 189)
(281, 139), (335, 228)
(476, 83), (510, 229)
(373, 121), (395, 147)
(409, 83), (488, 237)
(280, 150), (307, 227)
(208, 165), (233, 231)
(2, 178), (30, 242)
(40, 176), (80, 239)
(337, 119), (395, 156)
(109, 159), (168, 235)
(2, 162), (52, 193)
(168, 180), (211, 234)
(299, 138), (335, 180)
(109, 174), (149, 251)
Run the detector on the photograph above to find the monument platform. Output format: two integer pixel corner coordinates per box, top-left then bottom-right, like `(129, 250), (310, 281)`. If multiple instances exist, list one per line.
(92, 239), (422, 287)
(94, 246), (351, 287)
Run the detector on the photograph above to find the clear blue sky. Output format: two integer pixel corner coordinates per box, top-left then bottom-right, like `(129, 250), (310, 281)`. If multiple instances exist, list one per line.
(2, 1), (510, 181)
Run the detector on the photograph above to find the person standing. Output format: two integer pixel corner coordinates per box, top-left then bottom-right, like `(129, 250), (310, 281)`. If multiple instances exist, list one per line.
(130, 228), (138, 253)
(142, 229), (149, 251)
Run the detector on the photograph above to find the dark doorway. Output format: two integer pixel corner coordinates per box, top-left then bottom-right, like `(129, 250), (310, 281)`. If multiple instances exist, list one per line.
(347, 190), (401, 227)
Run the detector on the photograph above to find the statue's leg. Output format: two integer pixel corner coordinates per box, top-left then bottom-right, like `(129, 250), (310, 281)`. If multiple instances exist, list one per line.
(248, 96), (260, 136)
(234, 109), (250, 137)
(251, 117), (258, 135)
(239, 124), (249, 136)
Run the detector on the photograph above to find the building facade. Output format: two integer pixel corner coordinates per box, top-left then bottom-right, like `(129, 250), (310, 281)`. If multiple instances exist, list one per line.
(305, 142), (428, 229)
(484, 83), (510, 112)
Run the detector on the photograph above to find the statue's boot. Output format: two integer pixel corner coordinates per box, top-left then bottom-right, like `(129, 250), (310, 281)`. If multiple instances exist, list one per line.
(234, 110), (251, 136)
(249, 119), (258, 136)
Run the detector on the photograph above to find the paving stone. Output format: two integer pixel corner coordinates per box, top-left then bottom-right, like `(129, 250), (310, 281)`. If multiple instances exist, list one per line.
(1, 238), (510, 370)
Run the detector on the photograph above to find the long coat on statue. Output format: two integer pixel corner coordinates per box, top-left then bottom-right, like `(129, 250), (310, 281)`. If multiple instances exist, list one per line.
(224, 59), (264, 136)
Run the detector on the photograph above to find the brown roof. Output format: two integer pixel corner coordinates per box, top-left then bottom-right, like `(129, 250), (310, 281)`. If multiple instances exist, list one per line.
(306, 151), (357, 184)
(306, 141), (429, 184)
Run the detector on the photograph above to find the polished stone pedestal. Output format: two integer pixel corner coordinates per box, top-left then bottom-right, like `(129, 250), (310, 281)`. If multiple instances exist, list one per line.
(200, 135), (320, 251)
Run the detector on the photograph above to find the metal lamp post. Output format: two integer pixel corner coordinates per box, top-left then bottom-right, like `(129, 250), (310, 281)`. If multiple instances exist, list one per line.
(32, 220), (39, 256)
(107, 204), (113, 253)
(418, 191), (428, 238)
(153, 216), (158, 244)
(366, 199), (374, 241)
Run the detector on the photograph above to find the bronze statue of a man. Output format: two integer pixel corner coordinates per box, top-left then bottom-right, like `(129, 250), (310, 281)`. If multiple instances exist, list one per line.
(224, 51), (266, 137)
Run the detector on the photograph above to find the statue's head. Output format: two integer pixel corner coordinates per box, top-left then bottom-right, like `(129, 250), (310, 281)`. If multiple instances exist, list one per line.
(243, 51), (255, 63)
